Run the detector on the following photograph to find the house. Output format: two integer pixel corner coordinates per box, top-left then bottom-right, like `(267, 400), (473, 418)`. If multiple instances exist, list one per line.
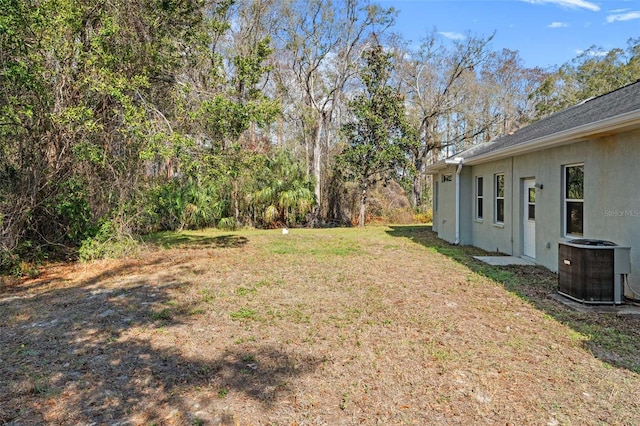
(426, 80), (640, 300)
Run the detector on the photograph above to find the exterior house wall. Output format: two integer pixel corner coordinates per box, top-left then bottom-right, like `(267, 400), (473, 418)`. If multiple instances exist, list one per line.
(428, 80), (640, 300)
(432, 179), (439, 233)
(468, 158), (514, 255)
(459, 166), (473, 245)
(434, 166), (458, 244)
(459, 127), (640, 293)
(433, 166), (473, 245)
(508, 140), (589, 269)
(584, 129), (640, 296)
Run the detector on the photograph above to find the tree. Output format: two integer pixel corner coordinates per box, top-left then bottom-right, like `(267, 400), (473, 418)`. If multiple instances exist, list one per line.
(531, 38), (640, 118)
(338, 41), (417, 227)
(251, 150), (315, 227)
(162, 0), (280, 228)
(1, 0), (559, 272)
(394, 31), (494, 208)
(476, 48), (546, 139)
(391, 31), (544, 208)
(0, 0), (222, 268)
(272, 0), (395, 220)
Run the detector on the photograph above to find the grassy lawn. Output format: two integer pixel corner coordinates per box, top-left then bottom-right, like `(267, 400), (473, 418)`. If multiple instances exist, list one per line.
(1, 225), (640, 425)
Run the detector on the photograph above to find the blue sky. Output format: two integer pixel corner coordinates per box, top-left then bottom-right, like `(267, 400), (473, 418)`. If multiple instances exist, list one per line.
(378, 0), (640, 69)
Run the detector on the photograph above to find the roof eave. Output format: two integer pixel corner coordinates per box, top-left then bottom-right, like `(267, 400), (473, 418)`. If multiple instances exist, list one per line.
(424, 161), (450, 174)
(463, 110), (640, 166)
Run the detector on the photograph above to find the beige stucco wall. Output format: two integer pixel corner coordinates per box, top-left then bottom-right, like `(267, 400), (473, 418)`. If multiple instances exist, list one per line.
(507, 140), (589, 269)
(468, 158), (514, 255)
(583, 130), (640, 297)
(433, 165), (458, 243)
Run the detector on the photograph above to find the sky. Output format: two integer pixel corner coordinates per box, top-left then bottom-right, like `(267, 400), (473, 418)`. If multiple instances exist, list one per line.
(377, 0), (640, 69)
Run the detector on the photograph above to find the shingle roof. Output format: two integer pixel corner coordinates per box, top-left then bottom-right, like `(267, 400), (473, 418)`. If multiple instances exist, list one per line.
(442, 79), (640, 164)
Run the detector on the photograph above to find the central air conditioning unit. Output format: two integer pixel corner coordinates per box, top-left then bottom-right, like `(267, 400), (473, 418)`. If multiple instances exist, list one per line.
(558, 239), (631, 305)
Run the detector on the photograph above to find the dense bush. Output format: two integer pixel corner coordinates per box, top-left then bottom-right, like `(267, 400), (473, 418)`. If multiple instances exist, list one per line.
(49, 177), (97, 246)
(78, 221), (139, 262)
(143, 179), (225, 232)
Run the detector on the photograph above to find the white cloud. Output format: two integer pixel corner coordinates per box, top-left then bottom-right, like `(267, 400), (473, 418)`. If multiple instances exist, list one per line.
(606, 11), (640, 23)
(438, 32), (466, 41)
(522, 0), (600, 12)
(575, 49), (609, 57)
(548, 21), (569, 28)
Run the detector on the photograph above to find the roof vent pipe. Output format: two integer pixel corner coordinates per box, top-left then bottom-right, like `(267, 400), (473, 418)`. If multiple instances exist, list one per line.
(445, 157), (464, 245)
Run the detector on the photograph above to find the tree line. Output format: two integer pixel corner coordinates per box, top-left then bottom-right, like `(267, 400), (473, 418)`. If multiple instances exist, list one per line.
(1, 0), (639, 273)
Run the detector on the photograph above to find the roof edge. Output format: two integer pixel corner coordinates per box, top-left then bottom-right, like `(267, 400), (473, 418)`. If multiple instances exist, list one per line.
(463, 109), (640, 165)
(425, 160), (449, 174)
(425, 109), (640, 174)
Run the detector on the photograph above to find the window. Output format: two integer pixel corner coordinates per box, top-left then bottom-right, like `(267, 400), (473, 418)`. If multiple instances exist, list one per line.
(528, 187), (536, 220)
(564, 164), (584, 236)
(434, 181), (439, 212)
(475, 176), (484, 220)
(442, 173), (452, 183)
(495, 173), (505, 224)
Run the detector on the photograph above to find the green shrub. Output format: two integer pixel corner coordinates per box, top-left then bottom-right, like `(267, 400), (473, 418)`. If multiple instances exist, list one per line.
(0, 249), (21, 276)
(78, 221), (138, 261)
(217, 217), (237, 231)
(0, 239), (46, 277)
(142, 179), (225, 232)
(50, 177), (96, 245)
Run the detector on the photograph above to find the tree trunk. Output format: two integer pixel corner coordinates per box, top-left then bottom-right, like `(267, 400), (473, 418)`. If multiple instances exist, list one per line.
(312, 118), (323, 214)
(233, 180), (240, 226)
(359, 187), (367, 227)
(411, 156), (424, 208)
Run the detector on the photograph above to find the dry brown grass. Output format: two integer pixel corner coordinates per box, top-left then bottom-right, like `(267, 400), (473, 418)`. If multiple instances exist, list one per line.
(2, 226), (640, 425)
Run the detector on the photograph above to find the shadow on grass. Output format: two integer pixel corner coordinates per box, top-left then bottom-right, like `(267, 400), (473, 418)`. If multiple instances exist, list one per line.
(145, 232), (249, 250)
(387, 225), (640, 374)
(0, 257), (319, 424)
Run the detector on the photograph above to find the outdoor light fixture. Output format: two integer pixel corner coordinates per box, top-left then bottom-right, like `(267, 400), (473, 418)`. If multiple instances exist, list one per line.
(535, 182), (543, 190)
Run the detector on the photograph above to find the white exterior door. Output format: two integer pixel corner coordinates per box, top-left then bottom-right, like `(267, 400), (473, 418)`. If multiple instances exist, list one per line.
(523, 179), (536, 258)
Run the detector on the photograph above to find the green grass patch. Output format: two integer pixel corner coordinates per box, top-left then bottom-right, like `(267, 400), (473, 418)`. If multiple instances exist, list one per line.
(200, 289), (216, 303)
(236, 286), (257, 296)
(151, 308), (172, 322)
(230, 307), (259, 321)
(263, 232), (362, 257)
(286, 308), (311, 324)
(235, 279), (277, 297)
(310, 242), (360, 257)
(267, 241), (299, 254)
(144, 229), (248, 249)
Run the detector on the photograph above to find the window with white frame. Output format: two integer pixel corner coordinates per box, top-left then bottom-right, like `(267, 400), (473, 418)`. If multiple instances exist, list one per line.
(564, 164), (584, 236)
(495, 173), (505, 224)
(475, 176), (483, 220)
